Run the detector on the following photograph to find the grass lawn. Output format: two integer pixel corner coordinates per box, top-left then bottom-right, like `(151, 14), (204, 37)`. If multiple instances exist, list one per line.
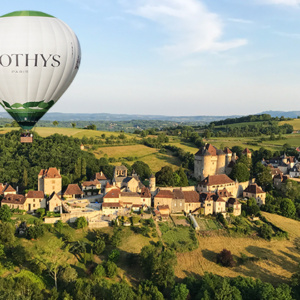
(195, 217), (223, 231)
(167, 142), (199, 154)
(158, 222), (198, 252)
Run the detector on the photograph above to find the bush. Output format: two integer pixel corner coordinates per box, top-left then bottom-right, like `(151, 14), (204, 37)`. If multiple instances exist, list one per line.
(131, 216), (141, 225)
(76, 217), (88, 229)
(55, 220), (64, 232)
(217, 249), (235, 267)
(105, 260), (117, 278)
(93, 238), (105, 255)
(93, 264), (106, 278)
(260, 224), (273, 240)
(108, 249), (120, 263)
(27, 225), (45, 240)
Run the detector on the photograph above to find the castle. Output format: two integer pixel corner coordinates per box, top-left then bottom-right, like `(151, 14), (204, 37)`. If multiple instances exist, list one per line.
(194, 144), (251, 180)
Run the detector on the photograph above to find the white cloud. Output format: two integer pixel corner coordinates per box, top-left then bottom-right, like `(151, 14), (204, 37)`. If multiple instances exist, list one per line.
(228, 18), (253, 24)
(259, 0), (300, 6)
(121, 0), (247, 57)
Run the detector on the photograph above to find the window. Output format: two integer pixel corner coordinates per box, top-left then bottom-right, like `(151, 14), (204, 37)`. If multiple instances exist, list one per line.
(33, 199), (35, 202)
(33, 204), (35, 208)
(39, 199), (41, 202)
(52, 180), (55, 184)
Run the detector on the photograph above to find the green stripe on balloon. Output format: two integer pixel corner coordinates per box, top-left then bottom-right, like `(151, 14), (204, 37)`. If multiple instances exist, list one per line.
(1, 11), (54, 18)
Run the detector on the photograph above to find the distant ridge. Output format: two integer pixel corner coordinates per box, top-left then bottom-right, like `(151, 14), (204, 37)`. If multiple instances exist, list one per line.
(0, 110), (298, 123)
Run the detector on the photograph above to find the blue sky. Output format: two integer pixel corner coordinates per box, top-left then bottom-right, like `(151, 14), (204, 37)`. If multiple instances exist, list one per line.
(1, 0), (300, 116)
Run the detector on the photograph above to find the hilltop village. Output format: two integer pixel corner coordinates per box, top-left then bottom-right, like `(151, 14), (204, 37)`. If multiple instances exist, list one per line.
(2, 143), (299, 228)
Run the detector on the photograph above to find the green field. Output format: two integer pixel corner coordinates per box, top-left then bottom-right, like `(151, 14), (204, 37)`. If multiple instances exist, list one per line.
(195, 218), (223, 231)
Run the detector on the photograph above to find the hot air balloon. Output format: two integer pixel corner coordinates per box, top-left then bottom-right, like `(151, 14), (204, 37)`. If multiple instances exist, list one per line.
(0, 11), (81, 142)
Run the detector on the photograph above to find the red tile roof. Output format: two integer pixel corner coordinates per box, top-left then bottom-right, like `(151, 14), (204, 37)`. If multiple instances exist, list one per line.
(95, 172), (107, 180)
(223, 147), (232, 154)
(141, 187), (151, 198)
(4, 185), (16, 193)
(244, 183), (265, 194)
(105, 182), (112, 188)
(242, 148), (251, 154)
(82, 180), (100, 187)
(39, 167), (61, 178)
(217, 188), (232, 198)
(64, 184), (83, 196)
(173, 189), (184, 199)
(104, 189), (120, 199)
(121, 192), (140, 197)
(157, 205), (170, 210)
(155, 190), (173, 198)
(2, 194), (26, 205)
(183, 191), (200, 203)
(102, 202), (122, 208)
(26, 191), (44, 198)
(200, 174), (234, 186)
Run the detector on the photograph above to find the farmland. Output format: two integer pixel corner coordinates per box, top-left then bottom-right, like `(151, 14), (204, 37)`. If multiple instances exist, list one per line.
(93, 144), (181, 172)
(279, 118), (300, 131)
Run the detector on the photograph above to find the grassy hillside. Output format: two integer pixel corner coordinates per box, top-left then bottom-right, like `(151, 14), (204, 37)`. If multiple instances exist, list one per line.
(175, 213), (300, 285)
(279, 119), (300, 131)
(93, 144), (181, 172)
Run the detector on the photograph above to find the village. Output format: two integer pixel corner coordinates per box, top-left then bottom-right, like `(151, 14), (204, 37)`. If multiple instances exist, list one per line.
(1, 143), (299, 230)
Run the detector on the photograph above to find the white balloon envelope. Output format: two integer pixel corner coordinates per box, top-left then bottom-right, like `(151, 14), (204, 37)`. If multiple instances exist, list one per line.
(0, 11), (81, 130)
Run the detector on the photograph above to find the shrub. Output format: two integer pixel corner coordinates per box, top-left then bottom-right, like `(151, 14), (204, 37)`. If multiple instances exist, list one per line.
(260, 224), (273, 240)
(93, 238), (105, 255)
(76, 217), (88, 229)
(105, 260), (117, 278)
(217, 249), (235, 267)
(108, 249), (120, 263)
(27, 225), (45, 240)
(93, 264), (106, 278)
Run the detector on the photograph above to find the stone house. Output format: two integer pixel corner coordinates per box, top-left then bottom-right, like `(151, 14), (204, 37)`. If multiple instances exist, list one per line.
(82, 180), (101, 196)
(140, 187), (152, 208)
(171, 189), (185, 213)
(63, 184), (84, 200)
(227, 198), (242, 216)
(213, 196), (226, 214)
(1, 194), (26, 210)
(197, 174), (236, 194)
(38, 167), (62, 196)
(94, 171), (108, 190)
(47, 193), (62, 212)
(199, 193), (215, 215)
(243, 183), (266, 206)
(183, 191), (201, 213)
(25, 190), (46, 212)
(0, 184), (17, 196)
(154, 190), (173, 210)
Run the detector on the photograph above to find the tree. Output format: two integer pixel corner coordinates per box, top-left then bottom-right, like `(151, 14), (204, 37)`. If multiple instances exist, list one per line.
(93, 238), (105, 255)
(131, 161), (151, 180)
(27, 225), (45, 239)
(156, 166), (175, 187)
(254, 162), (272, 190)
(76, 217), (88, 229)
(0, 205), (12, 222)
(260, 224), (273, 240)
(59, 266), (78, 283)
(105, 260), (118, 278)
(34, 238), (71, 290)
(137, 280), (164, 300)
(71, 122), (76, 128)
(176, 167), (189, 187)
(0, 222), (15, 246)
(280, 198), (296, 218)
(230, 162), (250, 182)
(171, 283), (189, 300)
(22, 168), (28, 188)
(55, 220), (64, 233)
(217, 249), (235, 267)
(94, 264), (106, 278)
(53, 121), (59, 127)
(110, 282), (136, 300)
(36, 208), (45, 219)
(108, 249), (120, 263)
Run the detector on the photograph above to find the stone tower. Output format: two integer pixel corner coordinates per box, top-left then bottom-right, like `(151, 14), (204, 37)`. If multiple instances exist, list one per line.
(242, 148), (252, 159)
(149, 174), (156, 193)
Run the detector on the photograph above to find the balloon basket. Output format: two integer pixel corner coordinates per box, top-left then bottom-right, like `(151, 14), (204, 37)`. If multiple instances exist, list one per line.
(20, 133), (33, 143)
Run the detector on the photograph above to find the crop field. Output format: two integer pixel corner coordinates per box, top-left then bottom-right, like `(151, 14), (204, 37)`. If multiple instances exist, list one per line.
(167, 142), (199, 154)
(93, 144), (181, 172)
(0, 126), (135, 139)
(279, 119), (300, 130)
